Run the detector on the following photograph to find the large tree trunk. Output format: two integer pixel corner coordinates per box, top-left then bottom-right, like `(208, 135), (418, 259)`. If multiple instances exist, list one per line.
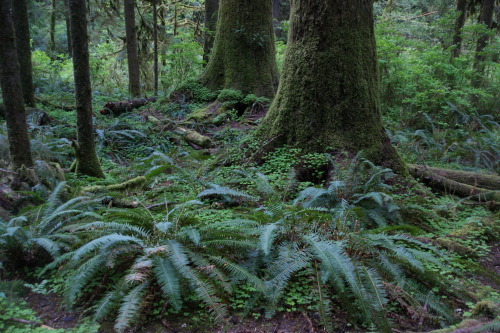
(11, 0), (36, 107)
(153, 0), (158, 95)
(473, 0), (495, 81)
(124, 0), (141, 97)
(0, 0), (34, 169)
(451, 0), (467, 59)
(50, 0), (56, 57)
(260, 0), (406, 174)
(69, 0), (104, 178)
(203, 0), (219, 63)
(64, 0), (72, 55)
(200, 0), (279, 98)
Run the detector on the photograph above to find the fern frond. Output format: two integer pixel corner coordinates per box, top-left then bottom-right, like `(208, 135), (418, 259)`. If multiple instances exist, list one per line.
(29, 237), (61, 258)
(94, 284), (125, 322)
(67, 254), (106, 304)
(472, 320), (500, 333)
(197, 184), (257, 201)
(114, 282), (149, 333)
(260, 223), (279, 256)
(72, 234), (144, 261)
(310, 261), (333, 331)
(208, 256), (265, 293)
(153, 257), (182, 310)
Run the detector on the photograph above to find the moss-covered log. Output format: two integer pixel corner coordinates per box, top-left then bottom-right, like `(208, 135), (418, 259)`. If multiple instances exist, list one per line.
(259, 0), (406, 174)
(100, 97), (156, 116)
(199, 0), (279, 98)
(408, 165), (500, 202)
(409, 165), (500, 191)
(69, 0), (104, 178)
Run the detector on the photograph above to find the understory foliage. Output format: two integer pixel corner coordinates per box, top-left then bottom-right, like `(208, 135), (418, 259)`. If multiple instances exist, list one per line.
(0, 0), (499, 332)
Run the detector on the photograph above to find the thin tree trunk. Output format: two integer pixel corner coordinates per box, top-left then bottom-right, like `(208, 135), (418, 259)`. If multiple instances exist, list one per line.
(0, 0), (34, 168)
(260, 0), (406, 174)
(11, 0), (36, 107)
(68, 0), (104, 178)
(153, 0), (158, 95)
(200, 0), (279, 98)
(50, 0), (56, 57)
(451, 0), (467, 59)
(64, 0), (72, 55)
(473, 0), (495, 82)
(203, 0), (219, 63)
(124, 0), (141, 97)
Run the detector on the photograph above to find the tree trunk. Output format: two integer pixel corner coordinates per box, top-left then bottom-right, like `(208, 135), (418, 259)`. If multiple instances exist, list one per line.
(64, 0), (72, 55)
(11, 0), (36, 107)
(69, 0), (104, 178)
(260, 0), (406, 174)
(0, 0), (34, 169)
(124, 0), (141, 97)
(473, 0), (495, 81)
(451, 0), (467, 59)
(200, 0), (279, 98)
(153, 0), (158, 95)
(203, 0), (219, 63)
(50, 0), (56, 57)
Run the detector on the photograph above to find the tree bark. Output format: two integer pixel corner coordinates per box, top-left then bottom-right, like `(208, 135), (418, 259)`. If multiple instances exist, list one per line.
(153, 0), (158, 95)
(203, 0), (219, 63)
(50, 0), (57, 57)
(124, 0), (141, 97)
(64, 0), (72, 55)
(69, 0), (104, 178)
(99, 97), (157, 116)
(11, 0), (36, 107)
(408, 165), (500, 202)
(0, 0), (34, 169)
(451, 0), (467, 59)
(200, 0), (279, 98)
(260, 0), (406, 174)
(408, 164), (500, 191)
(473, 0), (495, 80)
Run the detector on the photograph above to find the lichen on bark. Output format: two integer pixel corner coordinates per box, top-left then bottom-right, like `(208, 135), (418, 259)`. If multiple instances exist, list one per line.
(259, 0), (406, 175)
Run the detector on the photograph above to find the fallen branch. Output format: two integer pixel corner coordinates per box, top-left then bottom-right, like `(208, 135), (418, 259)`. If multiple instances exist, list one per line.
(100, 97), (157, 116)
(409, 164), (500, 191)
(408, 164), (500, 202)
(9, 318), (55, 329)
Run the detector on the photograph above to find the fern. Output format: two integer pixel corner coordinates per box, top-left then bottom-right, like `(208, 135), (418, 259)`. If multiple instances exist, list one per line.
(152, 257), (182, 310)
(114, 282), (149, 333)
(72, 234), (143, 261)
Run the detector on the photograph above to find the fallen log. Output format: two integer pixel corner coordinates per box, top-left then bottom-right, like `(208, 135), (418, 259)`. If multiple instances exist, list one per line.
(100, 97), (156, 116)
(173, 127), (213, 148)
(409, 164), (500, 191)
(408, 164), (500, 202)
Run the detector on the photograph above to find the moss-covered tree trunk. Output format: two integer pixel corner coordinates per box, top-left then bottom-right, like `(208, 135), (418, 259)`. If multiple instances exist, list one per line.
(200, 0), (279, 98)
(0, 0), (33, 168)
(64, 0), (72, 55)
(49, 0), (56, 57)
(451, 0), (467, 59)
(260, 0), (406, 174)
(69, 0), (104, 178)
(11, 0), (36, 107)
(124, 0), (141, 97)
(473, 0), (495, 79)
(203, 0), (219, 63)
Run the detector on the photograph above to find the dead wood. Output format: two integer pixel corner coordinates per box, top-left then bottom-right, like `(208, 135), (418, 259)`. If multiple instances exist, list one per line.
(409, 164), (500, 190)
(408, 164), (500, 203)
(100, 97), (156, 116)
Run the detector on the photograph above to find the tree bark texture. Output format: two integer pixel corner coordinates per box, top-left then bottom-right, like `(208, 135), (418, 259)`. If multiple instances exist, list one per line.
(11, 0), (36, 107)
(473, 0), (495, 77)
(0, 0), (34, 168)
(260, 0), (406, 174)
(451, 0), (467, 59)
(203, 0), (219, 63)
(200, 0), (279, 98)
(50, 0), (56, 56)
(124, 0), (141, 97)
(99, 97), (157, 116)
(69, 0), (104, 178)
(153, 0), (158, 95)
(64, 0), (72, 55)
